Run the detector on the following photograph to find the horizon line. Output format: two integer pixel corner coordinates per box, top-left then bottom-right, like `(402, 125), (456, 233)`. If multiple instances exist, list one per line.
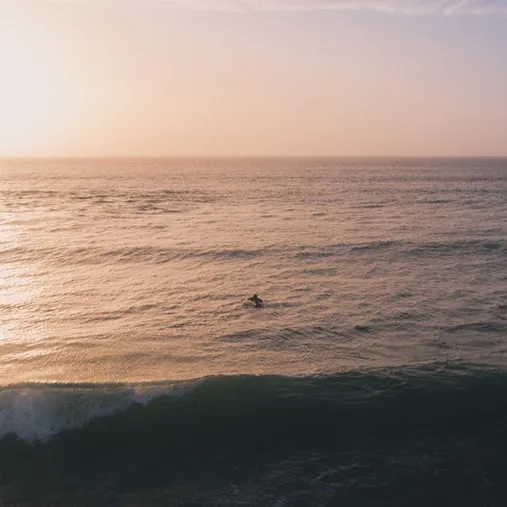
(1, 155), (507, 160)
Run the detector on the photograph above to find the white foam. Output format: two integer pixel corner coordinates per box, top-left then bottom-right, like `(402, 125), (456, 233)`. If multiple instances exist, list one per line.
(0, 381), (197, 442)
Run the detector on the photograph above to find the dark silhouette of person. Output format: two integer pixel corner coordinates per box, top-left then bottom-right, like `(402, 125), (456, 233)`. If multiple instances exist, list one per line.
(248, 294), (263, 308)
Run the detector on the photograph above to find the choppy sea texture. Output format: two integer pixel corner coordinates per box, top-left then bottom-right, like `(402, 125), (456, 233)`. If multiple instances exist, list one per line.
(1, 157), (506, 385)
(1, 158), (507, 505)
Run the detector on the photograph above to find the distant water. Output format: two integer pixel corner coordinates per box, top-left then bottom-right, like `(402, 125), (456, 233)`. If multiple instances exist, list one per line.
(1, 158), (507, 505)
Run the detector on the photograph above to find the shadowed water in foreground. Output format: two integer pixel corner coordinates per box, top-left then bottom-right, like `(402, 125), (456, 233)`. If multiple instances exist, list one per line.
(2, 363), (507, 506)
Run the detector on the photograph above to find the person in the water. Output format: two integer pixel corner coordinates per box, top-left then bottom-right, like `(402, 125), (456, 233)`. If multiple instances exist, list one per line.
(248, 294), (263, 308)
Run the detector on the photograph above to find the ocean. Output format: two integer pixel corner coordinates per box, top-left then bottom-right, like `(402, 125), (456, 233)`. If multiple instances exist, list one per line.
(1, 157), (507, 506)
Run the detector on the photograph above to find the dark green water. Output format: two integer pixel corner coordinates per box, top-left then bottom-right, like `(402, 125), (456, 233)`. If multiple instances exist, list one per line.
(2, 363), (507, 506)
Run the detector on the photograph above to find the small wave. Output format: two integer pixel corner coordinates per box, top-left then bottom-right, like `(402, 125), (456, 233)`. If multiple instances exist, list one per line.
(2, 238), (506, 267)
(351, 240), (397, 251)
(447, 321), (507, 333)
(405, 239), (507, 256)
(0, 245), (270, 266)
(356, 203), (385, 209)
(294, 250), (335, 259)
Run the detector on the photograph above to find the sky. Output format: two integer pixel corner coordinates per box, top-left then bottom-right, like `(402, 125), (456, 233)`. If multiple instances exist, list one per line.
(0, 0), (506, 157)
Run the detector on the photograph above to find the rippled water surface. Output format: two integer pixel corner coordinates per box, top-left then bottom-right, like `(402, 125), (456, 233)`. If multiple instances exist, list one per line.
(1, 157), (506, 384)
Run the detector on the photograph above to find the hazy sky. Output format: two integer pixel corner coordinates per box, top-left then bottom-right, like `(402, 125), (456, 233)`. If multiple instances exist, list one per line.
(1, 0), (506, 157)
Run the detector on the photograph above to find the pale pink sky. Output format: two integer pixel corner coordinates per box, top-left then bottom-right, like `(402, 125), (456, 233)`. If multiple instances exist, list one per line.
(1, 0), (506, 157)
